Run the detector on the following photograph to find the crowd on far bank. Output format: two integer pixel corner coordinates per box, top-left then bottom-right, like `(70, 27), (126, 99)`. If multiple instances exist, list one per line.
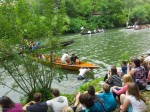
(80, 26), (105, 34)
(0, 53), (150, 112)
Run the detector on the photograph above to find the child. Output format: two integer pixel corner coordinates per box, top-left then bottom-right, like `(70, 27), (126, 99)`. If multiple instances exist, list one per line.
(97, 84), (117, 112)
(120, 83), (147, 112)
(121, 61), (127, 75)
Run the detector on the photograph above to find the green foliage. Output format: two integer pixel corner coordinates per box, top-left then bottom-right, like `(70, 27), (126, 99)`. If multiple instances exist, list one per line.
(0, 0), (69, 103)
(65, 0), (150, 32)
(61, 93), (74, 105)
(130, 4), (150, 24)
(69, 18), (87, 33)
(76, 78), (104, 92)
(60, 77), (104, 104)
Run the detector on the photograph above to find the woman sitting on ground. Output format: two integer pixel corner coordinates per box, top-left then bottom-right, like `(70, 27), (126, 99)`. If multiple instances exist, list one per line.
(120, 82), (147, 112)
(105, 65), (122, 87)
(112, 74), (133, 98)
(0, 96), (23, 112)
(127, 59), (147, 90)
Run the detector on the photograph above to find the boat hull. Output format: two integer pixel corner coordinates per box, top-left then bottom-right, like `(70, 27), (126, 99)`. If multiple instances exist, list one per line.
(54, 58), (99, 70)
(39, 58), (99, 71)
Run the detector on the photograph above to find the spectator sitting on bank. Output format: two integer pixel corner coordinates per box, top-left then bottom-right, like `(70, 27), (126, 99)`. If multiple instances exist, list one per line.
(62, 106), (74, 112)
(104, 65), (122, 87)
(127, 59), (147, 90)
(71, 92), (104, 112)
(144, 53), (150, 62)
(97, 84), (117, 112)
(23, 93), (48, 112)
(46, 89), (68, 112)
(112, 74), (133, 99)
(0, 96), (23, 112)
(121, 61), (127, 75)
(77, 67), (90, 80)
(120, 83), (147, 112)
(87, 86), (106, 112)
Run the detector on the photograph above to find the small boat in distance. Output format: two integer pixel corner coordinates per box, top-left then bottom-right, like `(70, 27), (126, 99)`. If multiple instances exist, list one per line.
(60, 40), (75, 46)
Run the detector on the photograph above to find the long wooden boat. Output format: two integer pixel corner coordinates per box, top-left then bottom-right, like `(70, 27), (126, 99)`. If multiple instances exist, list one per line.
(60, 40), (75, 46)
(54, 58), (99, 71)
(37, 57), (99, 71)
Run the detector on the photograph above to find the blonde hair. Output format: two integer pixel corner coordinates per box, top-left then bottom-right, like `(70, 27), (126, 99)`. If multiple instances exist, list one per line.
(62, 106), (74, 112)
(123, 74), (133, 84)
(103, 84), (110, 93)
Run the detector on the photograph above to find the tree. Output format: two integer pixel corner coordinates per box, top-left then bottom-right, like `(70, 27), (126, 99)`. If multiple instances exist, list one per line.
(0, 0), (69, 102)
(130, 4), (150, 24)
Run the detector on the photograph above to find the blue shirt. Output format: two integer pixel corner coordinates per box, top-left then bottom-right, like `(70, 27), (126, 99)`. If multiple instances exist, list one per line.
(81, 103), (105, 112)
(98, 91), (117, 112)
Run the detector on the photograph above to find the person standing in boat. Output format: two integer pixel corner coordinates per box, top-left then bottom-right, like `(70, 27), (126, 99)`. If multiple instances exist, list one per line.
(78, 67), (90, 80)
(61, 52), (69, 64)
(70, 53), (80, 65)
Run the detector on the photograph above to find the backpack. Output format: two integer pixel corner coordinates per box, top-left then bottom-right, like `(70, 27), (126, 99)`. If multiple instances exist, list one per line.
(93, 95), (107, 112)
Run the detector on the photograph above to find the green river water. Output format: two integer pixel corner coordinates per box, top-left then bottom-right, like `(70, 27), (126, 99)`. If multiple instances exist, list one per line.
(58, 28), (150, 75)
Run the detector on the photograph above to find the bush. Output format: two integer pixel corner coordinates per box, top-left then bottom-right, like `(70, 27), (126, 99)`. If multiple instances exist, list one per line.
(69, 18), (87, 33)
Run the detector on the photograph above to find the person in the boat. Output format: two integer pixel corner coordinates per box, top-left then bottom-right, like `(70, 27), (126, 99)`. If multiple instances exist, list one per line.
(77, 67), (90, 80)
(61, 52), (69, 64)
(70, 53), (80, 65)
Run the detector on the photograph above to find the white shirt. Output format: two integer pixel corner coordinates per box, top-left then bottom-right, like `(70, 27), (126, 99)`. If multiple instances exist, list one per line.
(144, 56), (150, 62)
(127, 95), (147, 112)
(61, 53), (69, 61)
(46, 96), (68, 112)
(79, 68), (90, 77)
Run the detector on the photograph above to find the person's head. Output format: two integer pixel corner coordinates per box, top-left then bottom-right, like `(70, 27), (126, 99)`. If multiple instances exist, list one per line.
(72, 53), (75, 56)
(62, 106), (74, 112)
(110, 66), (117, 75)
(0, 96), (14, 111)
(102, 84), (110, 93)
(79, 93), (94, 108)
(33, 93), (42, 102)
(127, 83), (145, 102)
(88, 86), (95, 96)
(139, 56), (144, 64)
(52, 89), (60, 97)
(122, 61), (127, 66)
(123, 74), (133, 84)
(148, 61), (150, 68)
(130, 57), (135, 67)
(66, 52), (68, 54)
(133, 59), (141, 67)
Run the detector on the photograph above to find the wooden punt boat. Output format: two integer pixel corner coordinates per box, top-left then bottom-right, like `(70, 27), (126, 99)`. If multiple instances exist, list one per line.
(60, 40), (75, 46)
(54, 58), (99, 71)
(37, 57), (99, 71)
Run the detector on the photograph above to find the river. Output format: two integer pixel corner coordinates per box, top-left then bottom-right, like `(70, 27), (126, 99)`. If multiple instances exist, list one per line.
(0, 28), (150, 102)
